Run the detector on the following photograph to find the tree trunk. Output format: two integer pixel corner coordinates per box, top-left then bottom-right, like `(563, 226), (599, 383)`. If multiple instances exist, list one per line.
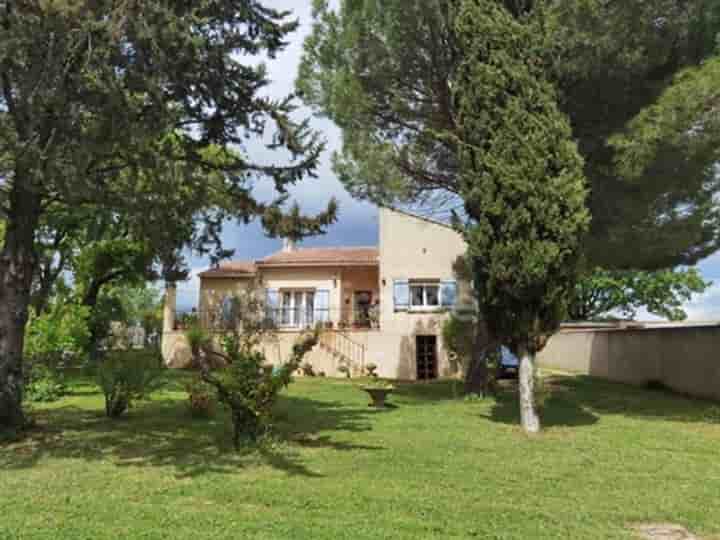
(0, 187), (41, 429)
(82, 271), (125, 363)
(83, 280), (104, 364)
(464, 321), (492, 396)
(518, 348), (540, 434)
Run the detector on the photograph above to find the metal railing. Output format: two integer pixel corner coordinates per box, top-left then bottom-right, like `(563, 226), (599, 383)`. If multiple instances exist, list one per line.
(172, 307), (380, 332)
(266, 306), (380, 331)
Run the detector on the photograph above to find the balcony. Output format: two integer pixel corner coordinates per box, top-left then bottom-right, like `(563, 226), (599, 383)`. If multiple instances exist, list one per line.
(173, 306), (380, 333)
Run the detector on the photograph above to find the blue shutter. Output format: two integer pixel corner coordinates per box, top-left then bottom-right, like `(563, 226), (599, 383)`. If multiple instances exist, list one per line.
(315, 289), (330, 323)
(393, 280), (410, 311)
(441, 280), (458, 308)
(265, 289), (279, 324)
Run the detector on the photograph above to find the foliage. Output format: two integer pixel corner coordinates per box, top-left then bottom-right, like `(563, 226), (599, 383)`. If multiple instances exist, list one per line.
(187, 282), (319, 448)
(570, 268), (710, 321)
(199, 330), (319, 448)
(0, 0), (338, 428)
(453, 0), (589, 352)
(451, 1), (589, 432)
(23, 363), (67, 403)
(441, 314), (476, 373)
(96, 350), (165, 418)
(184, 376), (216, 418)
(299, 0), (720, 271)
(361, 379), (394, 390)
(24, 302), (91, 366)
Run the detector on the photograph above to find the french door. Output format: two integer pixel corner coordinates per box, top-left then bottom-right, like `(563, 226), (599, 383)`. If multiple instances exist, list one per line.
(280, 291), (315, 328)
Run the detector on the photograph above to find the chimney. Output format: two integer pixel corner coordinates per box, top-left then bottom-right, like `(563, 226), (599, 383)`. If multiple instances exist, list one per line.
(282, 238), (297, 253)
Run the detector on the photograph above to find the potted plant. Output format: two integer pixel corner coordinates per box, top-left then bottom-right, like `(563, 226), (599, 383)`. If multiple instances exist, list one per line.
(337, 364), (351, 378)
(361, 379), (395, 408)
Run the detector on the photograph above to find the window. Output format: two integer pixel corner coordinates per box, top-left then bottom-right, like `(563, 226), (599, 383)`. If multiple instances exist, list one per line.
(394, 279), (458, 312)
(410, 283), (441, 310)
(279, 290), (315, 328)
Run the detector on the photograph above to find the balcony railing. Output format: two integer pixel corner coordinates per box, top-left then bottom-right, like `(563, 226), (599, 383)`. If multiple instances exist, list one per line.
(172, 307), (380, 332)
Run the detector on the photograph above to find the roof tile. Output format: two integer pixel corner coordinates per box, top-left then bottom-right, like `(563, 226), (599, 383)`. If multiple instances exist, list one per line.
(259, 246), (379, 266)
(198, 261), (257, 278)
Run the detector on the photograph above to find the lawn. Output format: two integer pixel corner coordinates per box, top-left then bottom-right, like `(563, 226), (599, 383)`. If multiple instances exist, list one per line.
(2, 372), (720, 540)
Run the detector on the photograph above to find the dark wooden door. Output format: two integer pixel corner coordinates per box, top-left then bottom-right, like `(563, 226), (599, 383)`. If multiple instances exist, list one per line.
(416, 335), (438, 380)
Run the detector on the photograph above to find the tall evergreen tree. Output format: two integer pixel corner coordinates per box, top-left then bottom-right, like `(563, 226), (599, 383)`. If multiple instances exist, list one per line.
(452, 0), (589, 432)
(0, 2), (336, 429)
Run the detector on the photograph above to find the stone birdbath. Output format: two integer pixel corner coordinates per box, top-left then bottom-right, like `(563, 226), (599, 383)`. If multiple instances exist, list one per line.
(361, 383), (395, 408)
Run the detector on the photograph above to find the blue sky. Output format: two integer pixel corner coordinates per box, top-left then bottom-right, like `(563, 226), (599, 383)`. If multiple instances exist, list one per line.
(178, 0), (720, 320)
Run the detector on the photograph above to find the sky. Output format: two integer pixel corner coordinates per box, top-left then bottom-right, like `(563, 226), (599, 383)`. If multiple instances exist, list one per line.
(177, 0), (720, 320)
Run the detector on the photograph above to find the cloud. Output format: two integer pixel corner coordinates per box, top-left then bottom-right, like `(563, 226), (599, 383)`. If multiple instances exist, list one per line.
(682, 283), (720, 321)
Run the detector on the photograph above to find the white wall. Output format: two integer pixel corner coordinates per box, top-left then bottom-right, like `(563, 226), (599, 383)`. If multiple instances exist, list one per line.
(375, 208), (470, 378)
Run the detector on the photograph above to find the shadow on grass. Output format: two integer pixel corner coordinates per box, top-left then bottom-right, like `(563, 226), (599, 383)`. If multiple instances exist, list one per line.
(483, 375), (720, 428)
(484, 381), (600, 428)
(0, 392), (380, 479)
(550, 375), (720, 424)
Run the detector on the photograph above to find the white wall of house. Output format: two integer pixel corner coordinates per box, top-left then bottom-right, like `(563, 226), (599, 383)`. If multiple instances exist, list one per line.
(369, 207), (471, 379)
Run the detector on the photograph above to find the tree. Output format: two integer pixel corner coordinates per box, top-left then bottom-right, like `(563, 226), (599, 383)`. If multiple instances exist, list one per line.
(451, 0), (589, 432)
(186, 281), (318, 448)
(298, 0), (720, 398)
(0, 2), (337, 429)
(570, 268), (710, 321)
(298, 0), (720, 269)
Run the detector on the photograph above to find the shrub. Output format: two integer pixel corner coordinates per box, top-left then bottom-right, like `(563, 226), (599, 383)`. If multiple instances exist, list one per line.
(213, 347), (285, 440)
(185, 282), (319, 449)
(301, 362), (315, 377)
(365, 363), (378, 378)
(24, 362), (66, 403)
(97, 349), (165, 418)
(191, 330), (319, 448)
(184, 376), (215, 418)
(25, 302), (91, 367)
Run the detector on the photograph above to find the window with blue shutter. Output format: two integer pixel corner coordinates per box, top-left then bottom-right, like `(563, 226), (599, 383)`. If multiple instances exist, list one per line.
(441, 280), (458, 308)
(393, 280), (410, 311)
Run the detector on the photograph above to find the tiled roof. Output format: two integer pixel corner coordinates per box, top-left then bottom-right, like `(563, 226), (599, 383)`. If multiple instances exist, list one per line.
(198, 261), (257, 278)
(258, 246), (379, 267)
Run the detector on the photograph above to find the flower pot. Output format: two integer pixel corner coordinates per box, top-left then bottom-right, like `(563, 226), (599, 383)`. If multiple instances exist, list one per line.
(362, 386), (394, 408)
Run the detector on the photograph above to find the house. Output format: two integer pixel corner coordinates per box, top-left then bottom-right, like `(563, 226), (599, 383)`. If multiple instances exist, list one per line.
(161, 207), (474, 379)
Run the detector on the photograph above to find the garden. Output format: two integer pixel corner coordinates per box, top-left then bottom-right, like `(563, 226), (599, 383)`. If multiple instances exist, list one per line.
(3, 364), (720, 540)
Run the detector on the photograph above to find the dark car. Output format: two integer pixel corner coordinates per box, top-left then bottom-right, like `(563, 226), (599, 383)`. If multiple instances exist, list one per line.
(497, 346), (519, 379)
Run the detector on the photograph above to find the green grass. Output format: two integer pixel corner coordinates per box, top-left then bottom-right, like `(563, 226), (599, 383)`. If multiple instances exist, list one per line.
(3, 372), (720, 539)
